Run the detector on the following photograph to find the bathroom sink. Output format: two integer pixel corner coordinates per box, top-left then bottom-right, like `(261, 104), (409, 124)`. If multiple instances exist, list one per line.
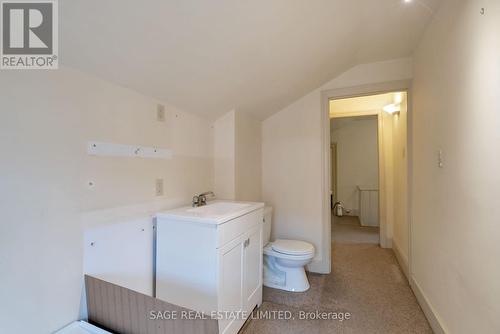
(187, 202), (252, 215)
(156, 200), (264, 224)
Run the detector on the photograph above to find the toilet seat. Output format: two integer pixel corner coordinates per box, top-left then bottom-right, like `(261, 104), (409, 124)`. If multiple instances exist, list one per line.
(264, 243), (314, 261)
(271, 239), (314, 256)
(264, 240), (314, 261)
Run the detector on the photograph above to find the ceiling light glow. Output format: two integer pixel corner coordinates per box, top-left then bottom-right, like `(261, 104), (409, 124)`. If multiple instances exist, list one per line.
(393, 92), (403, 105)
(383, 103), (400, 114)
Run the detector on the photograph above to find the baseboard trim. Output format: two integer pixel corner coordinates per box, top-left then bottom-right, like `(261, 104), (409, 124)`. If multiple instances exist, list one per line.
(392, 241), (409, 281)
(410, 278), (448, 334)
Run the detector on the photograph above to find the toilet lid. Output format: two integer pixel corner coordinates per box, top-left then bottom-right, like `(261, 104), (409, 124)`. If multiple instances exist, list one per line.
(271, 239), (314, 256)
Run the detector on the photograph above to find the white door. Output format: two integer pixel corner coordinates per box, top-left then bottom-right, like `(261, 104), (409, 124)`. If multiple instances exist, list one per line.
(218, 239), (244, 334)
(243, 225), (262, 307)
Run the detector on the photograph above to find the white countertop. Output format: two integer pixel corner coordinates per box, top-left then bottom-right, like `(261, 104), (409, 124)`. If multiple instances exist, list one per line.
(155, 200), (265, 225)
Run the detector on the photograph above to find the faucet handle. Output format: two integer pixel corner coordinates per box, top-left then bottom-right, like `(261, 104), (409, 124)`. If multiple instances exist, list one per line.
(192, 195), (200, 207)
(194, 191), (215, 207)
(199, 194), (207, 205)
(199, 191), (215, 198)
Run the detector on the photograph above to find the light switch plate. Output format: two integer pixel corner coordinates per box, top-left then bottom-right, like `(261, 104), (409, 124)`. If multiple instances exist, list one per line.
(438, 150), (444, 168)
(157, 104), (166, 122)
(155, 179), (164, 196)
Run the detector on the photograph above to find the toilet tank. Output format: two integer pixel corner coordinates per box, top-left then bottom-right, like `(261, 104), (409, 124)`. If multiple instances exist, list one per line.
(263, 206), (273, 246)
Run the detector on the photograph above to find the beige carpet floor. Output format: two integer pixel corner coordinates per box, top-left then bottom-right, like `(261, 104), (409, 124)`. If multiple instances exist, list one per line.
(332, 215), (380, 244)
(240, 244), (432, 334)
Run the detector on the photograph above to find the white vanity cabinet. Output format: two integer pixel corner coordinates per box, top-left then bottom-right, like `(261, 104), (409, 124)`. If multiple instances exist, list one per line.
(155, 201), (264, 334)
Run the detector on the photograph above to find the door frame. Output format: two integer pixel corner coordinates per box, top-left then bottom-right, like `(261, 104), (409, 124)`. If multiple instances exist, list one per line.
(319, 80), (413, 276)
(330, 142), (337, 205)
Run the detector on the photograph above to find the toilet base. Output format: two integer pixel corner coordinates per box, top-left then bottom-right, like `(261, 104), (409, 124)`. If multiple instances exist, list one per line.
(263, 256), (311, 292)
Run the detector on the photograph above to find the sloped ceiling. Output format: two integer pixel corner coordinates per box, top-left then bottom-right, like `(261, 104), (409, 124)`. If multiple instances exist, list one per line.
(60, 0), (441, 120)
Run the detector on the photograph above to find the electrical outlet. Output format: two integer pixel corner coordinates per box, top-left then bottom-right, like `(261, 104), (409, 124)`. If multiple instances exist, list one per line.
(155, 178), (164, 196)
(157, 104), (165, 122)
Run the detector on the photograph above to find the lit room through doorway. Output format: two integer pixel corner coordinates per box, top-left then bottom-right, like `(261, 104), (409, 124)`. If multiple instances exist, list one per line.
(330, 92), (408, 249)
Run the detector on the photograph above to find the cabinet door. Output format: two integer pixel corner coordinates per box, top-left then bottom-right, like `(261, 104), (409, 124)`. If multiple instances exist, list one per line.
(243, 224), (262, 308)
(218, 238), (244, 334)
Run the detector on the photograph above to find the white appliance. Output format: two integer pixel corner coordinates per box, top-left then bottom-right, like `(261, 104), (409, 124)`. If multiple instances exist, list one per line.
(357, 185), (379, 226)
(262, 207), (315, 292)
(155, 201), (264, 334)
(55, 321), (111, 334)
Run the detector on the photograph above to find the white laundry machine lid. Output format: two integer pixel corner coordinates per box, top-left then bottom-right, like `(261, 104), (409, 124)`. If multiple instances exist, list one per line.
(271, 239), (314, 256)
(55, 321), (112, 334)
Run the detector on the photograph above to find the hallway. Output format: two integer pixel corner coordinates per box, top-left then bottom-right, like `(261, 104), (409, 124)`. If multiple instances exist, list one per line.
(332, 215), (380, 244)
(241, 243), (431, 334)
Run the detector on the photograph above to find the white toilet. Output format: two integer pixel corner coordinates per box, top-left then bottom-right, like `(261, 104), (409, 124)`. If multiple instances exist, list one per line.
(263, 207), (315, 292)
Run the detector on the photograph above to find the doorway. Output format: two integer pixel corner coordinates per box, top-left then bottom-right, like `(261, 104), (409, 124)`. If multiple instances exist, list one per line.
(330, 114), (380, 244)
(318, 82), (411, 276)
(328, 91), (408, 250)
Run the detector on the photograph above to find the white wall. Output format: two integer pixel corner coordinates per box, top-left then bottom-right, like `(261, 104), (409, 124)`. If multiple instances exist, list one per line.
(0, 67), (213, 334)
(380, 110), (395, 246)
(213, 110), (262, 202)
(412, 1), (500, 333)
(235, 113), (262, 202)
(391, 94), (409, 269)
(213, 110), (236, 200)
(331, 118), (379, 215)
(262, 58), (413, 272)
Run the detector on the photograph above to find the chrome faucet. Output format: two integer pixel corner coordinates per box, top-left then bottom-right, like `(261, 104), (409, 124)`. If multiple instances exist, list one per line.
(192, 191), (215, 207)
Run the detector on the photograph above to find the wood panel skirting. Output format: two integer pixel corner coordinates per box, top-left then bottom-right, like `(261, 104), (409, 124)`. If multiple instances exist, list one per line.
(85, 275), (219, 334)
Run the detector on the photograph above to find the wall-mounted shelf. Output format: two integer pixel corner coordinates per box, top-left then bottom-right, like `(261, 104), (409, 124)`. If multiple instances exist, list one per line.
(87, 141), (173, 159)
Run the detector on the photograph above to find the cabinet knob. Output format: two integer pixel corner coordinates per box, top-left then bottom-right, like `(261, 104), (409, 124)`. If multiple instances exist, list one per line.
(244, 238), (250, 248)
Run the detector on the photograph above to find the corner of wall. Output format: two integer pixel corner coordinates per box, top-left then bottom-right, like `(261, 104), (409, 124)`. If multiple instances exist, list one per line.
(213, 110), (262, 202)
(392, 240), (409, 280)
